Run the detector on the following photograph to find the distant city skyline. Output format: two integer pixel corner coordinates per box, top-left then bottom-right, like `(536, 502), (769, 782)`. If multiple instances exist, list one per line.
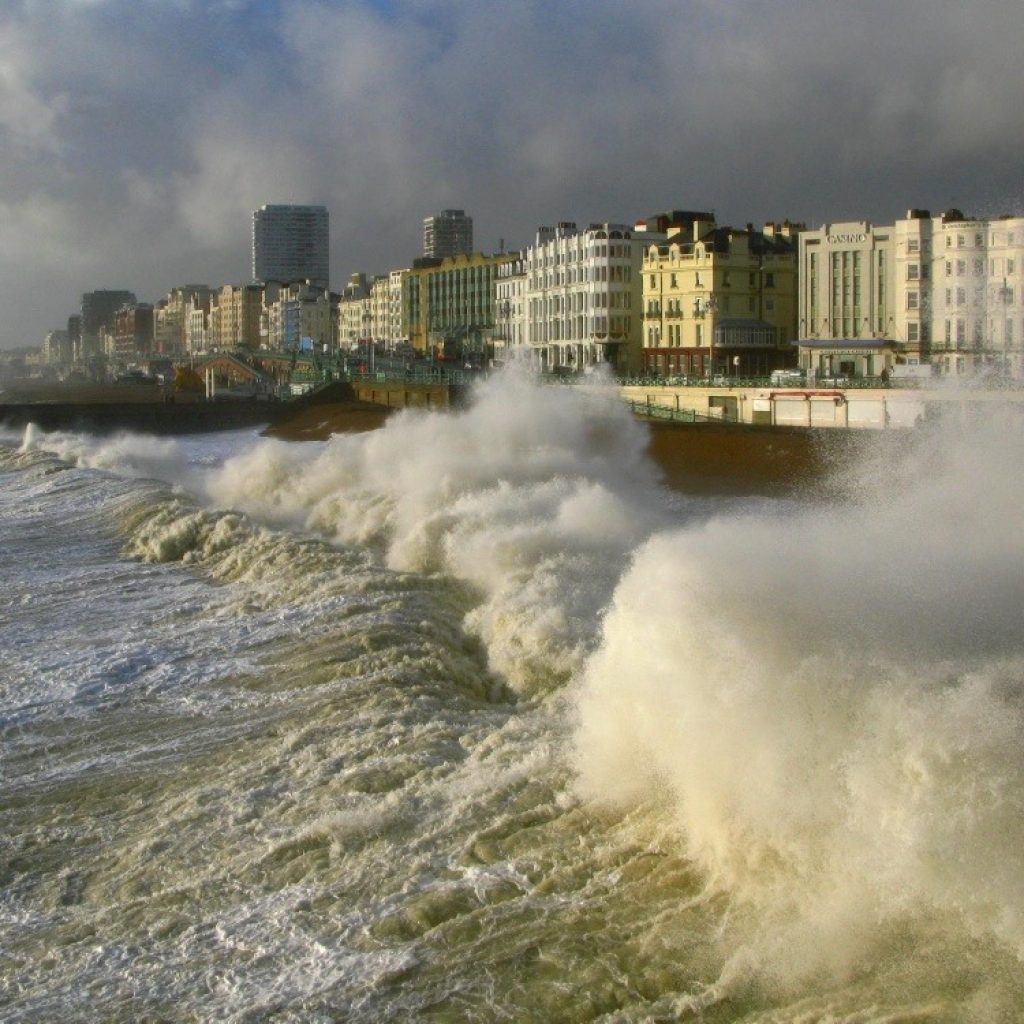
(2, 0), (1023, 349)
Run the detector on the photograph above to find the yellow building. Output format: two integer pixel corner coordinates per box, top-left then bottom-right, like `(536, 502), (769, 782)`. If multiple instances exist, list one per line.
(408, 251), (517, 361)
(642, 220), (801, 377)
(209, 285), (263, 351)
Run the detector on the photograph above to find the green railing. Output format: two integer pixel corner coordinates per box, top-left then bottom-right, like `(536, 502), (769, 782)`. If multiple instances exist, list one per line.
(625, 400), (707, 423)
(617, 375), (930, 389)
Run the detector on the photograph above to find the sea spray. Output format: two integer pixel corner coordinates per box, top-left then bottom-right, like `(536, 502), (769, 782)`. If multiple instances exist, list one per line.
(204, 368), (671, 694)
(574, 409), (1024, 993)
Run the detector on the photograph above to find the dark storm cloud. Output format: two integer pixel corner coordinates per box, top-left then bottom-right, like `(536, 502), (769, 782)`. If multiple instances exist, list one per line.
(2, 0), (1022, 348)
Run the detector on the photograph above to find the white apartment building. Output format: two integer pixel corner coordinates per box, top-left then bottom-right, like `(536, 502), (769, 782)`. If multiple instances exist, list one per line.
(367, 275), (390, 346)
(523, 221), (659, 374)
(494, 255), (527, 360)
(929, 211), (1024, 376)
(388, 269), (411, 348)
(264, 281), (335, 352)
(338, 273), (370, 349)
(185, 301), (209, 354)
(800, 209), (1024, 378)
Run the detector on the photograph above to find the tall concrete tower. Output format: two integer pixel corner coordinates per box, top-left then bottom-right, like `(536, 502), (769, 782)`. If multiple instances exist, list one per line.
(252, 205), (329, 288)
(423, 209), (473, 258)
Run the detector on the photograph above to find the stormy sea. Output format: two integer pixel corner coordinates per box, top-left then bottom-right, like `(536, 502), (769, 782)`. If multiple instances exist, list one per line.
(3, 370), (1024, 1022)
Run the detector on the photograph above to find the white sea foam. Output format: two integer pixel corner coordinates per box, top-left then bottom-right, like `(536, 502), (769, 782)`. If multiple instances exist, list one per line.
(575, 409), (1024, 989)
(203, 367), (671, 694)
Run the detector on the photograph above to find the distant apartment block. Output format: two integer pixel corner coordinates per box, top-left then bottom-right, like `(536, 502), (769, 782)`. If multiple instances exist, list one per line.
(79, 290), (136, 360)
(154, 286), (214, 356)
(252, 205), (330, 289)
(210, 285), (263, 350)
(112, 303), (155, 360)
(264, 281), (335, 352)
(423, 209), (473, 259)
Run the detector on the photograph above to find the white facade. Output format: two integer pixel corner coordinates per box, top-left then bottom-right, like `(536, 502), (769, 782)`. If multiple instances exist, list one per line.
(264, 281), (335, 352)
(522, 222), (659, 374)
(494, 256), (526, 359)
(801, 210), (1024, 377)
(185, 302), (208, 353)
(252, 205), (330, 289)
(368, 275), (389, 345)
(799, 221), (896, 344)
(930, 212), (1024, 376)
(388, 270), (411, 347)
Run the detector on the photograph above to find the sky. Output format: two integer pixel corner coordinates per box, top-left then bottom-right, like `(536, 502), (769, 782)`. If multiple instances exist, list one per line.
(2, 0), (1023, 349)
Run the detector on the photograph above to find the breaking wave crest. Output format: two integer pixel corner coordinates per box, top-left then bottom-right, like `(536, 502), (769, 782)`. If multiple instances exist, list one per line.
(575, 411), (1024, 995)
(200, 369), (671, 695)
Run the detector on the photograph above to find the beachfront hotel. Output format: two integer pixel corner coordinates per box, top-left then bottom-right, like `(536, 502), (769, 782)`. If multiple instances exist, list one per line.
(798, 209), (1024, 378)
(640, 214), (800, 378)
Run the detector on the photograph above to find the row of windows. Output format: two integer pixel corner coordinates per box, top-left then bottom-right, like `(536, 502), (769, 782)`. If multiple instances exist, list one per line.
(529, 265), (633, 287)
(647, 297), (775, 316)
(529, 291), (632, 314)
(528, 243), (632, 267)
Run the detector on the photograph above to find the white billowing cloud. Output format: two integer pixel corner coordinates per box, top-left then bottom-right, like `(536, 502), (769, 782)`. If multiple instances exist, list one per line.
(0, 24), (68, 155)
(2, 0), (1024, 348)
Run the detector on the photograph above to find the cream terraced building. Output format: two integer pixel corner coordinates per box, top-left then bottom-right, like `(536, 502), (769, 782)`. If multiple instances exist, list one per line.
(642, 218), (800, 378)
(799, 209), (1024, 378)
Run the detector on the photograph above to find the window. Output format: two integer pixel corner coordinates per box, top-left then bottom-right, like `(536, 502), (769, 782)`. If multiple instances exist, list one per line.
(956, 320), (965, 345)
(908, 265), (920, 280)
(765, 273), (775, 288)
(908, 323), (919, 342)
(1009, 259), (1016, 275)
(956, 260), (965, 276)
(908, 238), (920, 253)
(907, 292), (919, 309)
(946, 261), (952, 276)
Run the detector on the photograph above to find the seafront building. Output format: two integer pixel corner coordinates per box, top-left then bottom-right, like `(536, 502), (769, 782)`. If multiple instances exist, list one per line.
(517, 221), (662, 374)
(79, 290), (136, 361)
(112, 303), (154, 360)
(798, 209), (1024, 378)
(423, 209), (473, 259)
(338, 273), (370, 349)
(209, 284), (263, 350)
(408, 251), (517, 361)
(252, 205), (330, 290)
(388, 269), (412, 349)
(263, 281), (336, 352)
(43, 330), (72, 365)
(494, 255), (527, 359)
(154, 286), (215, 356)
(641, 215), (800, 378)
